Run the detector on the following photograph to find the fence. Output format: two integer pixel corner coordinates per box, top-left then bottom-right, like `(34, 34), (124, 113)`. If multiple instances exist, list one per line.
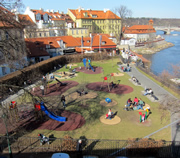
(0, 136), (180, 157)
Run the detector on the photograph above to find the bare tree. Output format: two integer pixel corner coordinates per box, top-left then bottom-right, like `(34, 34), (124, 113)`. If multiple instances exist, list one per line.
(115, 5), (132, 42)
(0, 0), (28, 70)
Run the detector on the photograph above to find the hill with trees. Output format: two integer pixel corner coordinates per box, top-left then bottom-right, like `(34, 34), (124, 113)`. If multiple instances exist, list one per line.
(124, 17), (180, 27)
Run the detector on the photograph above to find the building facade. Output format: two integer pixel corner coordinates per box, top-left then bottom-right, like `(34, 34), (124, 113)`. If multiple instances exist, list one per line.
(0, 6), (27, 77)
(24, 7), (75, 37)
(123, 20), (156, 43)
(68, 8), (121, 36)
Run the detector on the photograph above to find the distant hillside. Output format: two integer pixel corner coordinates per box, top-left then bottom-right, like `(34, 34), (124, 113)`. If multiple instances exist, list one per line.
(124, 18), (180, 27)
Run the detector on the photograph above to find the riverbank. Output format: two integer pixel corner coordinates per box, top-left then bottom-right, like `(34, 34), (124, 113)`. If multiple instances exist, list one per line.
(131, 41), (174, 54)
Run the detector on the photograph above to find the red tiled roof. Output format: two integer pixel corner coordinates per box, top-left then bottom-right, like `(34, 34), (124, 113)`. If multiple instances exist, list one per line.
(0, 6), (22, 28)
(18, 14), (35, 26)
(25, 40), (50, 57)
(123, 25), (156, 34)
(31, 9), (73, 22)
(69, 9), (120, 20)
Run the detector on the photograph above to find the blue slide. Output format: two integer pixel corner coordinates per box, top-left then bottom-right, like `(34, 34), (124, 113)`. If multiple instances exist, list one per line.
(40, 102), (66, 122)
(82, 58), (87, 68)
(89, 63), (95, 72)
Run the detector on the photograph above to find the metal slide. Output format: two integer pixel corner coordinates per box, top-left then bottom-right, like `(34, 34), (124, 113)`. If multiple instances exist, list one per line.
(40, 102), (66, 122)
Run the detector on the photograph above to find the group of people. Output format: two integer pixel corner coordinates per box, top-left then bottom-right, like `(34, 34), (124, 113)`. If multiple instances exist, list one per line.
(125, 97), (145, 111)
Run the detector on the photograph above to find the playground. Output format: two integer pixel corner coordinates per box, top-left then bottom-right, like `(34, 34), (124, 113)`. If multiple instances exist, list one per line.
(0, 58), (171, 141)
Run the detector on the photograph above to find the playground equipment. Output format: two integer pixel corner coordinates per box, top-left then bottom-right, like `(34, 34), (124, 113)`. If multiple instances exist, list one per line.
(40, 102), (66, 122)
(9, 101), (19, 122)
(100, 76), (110, 91)
(83, 58), (95, 72)
(55, 78), (68, 88)
(83, 58), (87, 68)
(34, 102), (43, 119)
(109, 73), (117, 83)
(105, 98), (112, 103)
(139, 109), (150, 123)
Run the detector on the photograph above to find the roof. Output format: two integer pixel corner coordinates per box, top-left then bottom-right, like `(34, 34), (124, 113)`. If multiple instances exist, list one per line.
(123, 25), (156, 34)
(75, 35), (116, 47)
(0, 6), (22, 28)
(25, 41), (50, 57)
(31, 9), (73, 22)
(25, 36), (81, 57)
(69, 9), (121, 20)
(18, 14), (35, 26)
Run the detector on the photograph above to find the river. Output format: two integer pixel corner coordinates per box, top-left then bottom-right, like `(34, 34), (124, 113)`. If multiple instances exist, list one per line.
(143, 30), (180, 75)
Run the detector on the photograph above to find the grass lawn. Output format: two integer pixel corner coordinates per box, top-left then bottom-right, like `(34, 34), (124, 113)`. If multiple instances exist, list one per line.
(18, 58), (171, 141)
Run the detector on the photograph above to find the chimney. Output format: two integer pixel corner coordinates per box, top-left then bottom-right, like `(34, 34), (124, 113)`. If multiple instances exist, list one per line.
(104, 8), (109, 13)
(40, 8), (44, 12)
(51, 9), (54, 13)
(46, 9), (50, 13)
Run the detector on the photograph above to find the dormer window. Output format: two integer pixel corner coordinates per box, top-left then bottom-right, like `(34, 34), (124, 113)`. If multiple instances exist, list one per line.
(83, 12), (88, 17)
(91, 14), (97, 18)
(87, 40), (90, 43)
(102, 41), (106, 45)
(49, 42), (53, 44)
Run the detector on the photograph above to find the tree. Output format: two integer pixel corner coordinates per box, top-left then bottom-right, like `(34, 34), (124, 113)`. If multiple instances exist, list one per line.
(0, 0), (28, 70)
(115, 5), (132, 42)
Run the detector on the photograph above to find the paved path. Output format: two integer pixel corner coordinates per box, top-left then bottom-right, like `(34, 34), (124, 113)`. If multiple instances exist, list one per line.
(118, 64), (180, 142)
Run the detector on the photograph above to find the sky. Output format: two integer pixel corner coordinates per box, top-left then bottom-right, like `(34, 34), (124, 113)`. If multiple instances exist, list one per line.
(21, 0), (180, 19)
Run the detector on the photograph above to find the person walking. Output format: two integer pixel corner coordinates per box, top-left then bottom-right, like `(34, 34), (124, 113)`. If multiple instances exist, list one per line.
(61, 95), (66, 108)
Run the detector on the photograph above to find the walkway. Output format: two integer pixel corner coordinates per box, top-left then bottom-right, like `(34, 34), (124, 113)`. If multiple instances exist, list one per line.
(118, 64), (180, 142)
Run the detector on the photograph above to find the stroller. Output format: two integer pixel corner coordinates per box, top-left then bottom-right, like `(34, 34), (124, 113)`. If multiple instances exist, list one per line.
(38, 133), (49, 145)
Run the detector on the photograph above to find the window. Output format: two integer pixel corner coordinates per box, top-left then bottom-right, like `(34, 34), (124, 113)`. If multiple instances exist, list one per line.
(72, 30), (74, 35)
(2, 67), (6, 75)
(76, 30), (78, 34)
(39, 33), (41, 37)
(5, 31), (9, 40)
(0, 32), (1, 40)
(81, 30), (83, 34)
(44, 33), (46, 37)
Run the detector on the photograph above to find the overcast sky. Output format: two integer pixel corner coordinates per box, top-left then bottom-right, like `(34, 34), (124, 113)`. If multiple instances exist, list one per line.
(22, 0), (180, 18)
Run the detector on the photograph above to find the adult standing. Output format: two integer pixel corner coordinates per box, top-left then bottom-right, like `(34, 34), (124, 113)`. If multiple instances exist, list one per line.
(76, 139), (82, 158)
(40, 85), (44, 96)
(61, 95), (66, 108)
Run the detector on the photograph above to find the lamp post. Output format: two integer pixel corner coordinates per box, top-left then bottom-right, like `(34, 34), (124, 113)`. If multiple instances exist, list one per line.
(2, 113), (13, 158)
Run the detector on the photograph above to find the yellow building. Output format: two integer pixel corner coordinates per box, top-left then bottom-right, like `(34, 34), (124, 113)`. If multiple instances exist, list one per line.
(67, 28), (89, 37)
(67, 8), (121, 36)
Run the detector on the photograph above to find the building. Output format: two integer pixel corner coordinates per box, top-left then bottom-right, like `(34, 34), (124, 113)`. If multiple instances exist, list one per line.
(24, 7), (75, 37)
(123, 20), (156, 43)
(67, 27), (89, 38)
(75, 34), (117, 53)
(67, 7), (121, 36)
(0, 6), (27, 77)
(25, 36), (81, 63)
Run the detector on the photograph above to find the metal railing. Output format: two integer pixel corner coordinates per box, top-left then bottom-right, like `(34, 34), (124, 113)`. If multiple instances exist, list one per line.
(0, 136), (180, 157)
